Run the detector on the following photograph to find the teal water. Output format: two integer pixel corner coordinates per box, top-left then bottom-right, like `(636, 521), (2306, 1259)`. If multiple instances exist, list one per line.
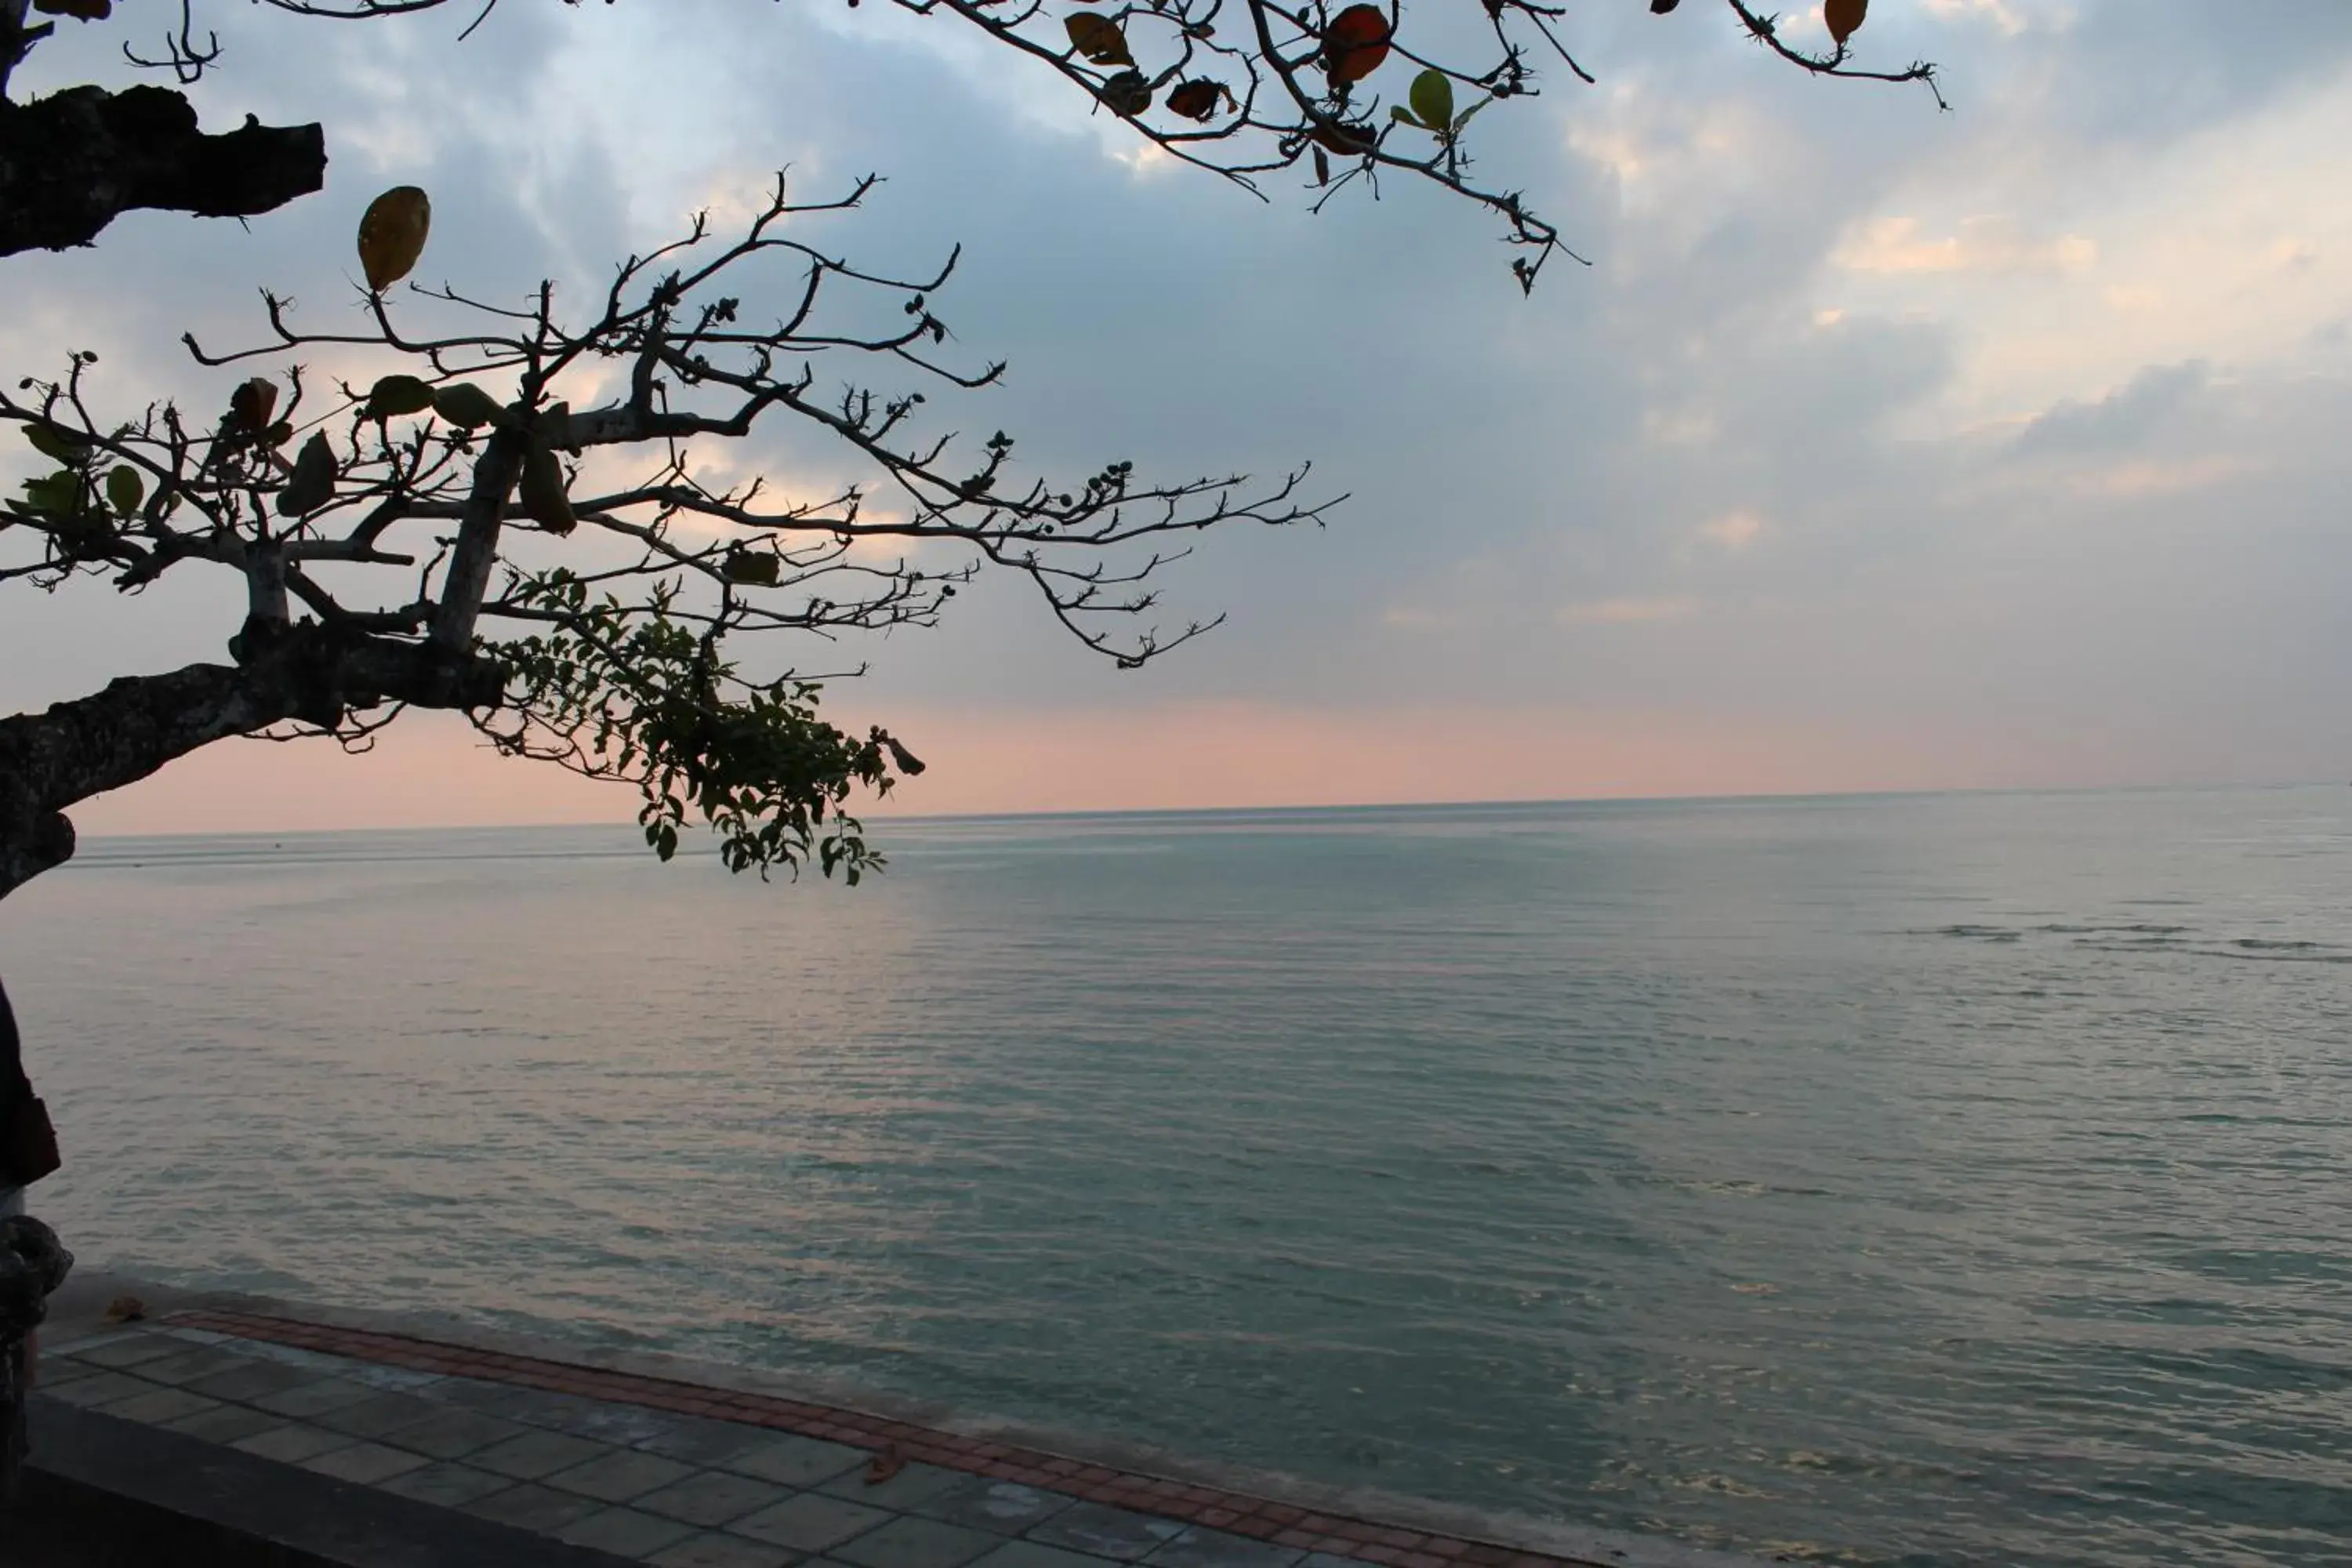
(5, 787), (2350, 1565)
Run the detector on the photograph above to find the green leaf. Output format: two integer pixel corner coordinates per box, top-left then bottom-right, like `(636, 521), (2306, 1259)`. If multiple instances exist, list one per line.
(724, 548), (780, 586)
(431, 383), (503, 429)
(1452, 95), (1494, 136)
(23, 423), (85, 465)
(1390, 104), (1423, 128)
(20, 470), (78, 517)
(105, 465), (143, 517)
(364, 374), (436, 420)
(1410, 69), (1454, 136)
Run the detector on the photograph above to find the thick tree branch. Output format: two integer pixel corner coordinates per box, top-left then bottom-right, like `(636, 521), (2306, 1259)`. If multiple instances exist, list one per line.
(0, 629), (503, 898)
(0, 84), (325, 256)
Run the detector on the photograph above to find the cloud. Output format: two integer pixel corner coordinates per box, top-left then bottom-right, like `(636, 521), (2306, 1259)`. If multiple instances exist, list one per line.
(11, 1), (2352, 813)
(2014, 361), (2210, 456)
(1698, 511), (1768, 550)
(1835, 216), (2098, 276)
(1557, 597), (1697, 626)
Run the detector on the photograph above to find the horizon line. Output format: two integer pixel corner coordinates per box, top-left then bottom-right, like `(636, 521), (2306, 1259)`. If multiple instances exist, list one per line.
(71, 776), (2339, 843)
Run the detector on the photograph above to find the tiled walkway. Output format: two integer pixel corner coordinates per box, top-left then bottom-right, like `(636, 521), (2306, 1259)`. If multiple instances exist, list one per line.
(34, 1309), (1616, 1568)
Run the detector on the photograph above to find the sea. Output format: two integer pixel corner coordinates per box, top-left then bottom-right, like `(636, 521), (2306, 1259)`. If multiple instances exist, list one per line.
(5, 786), (2349, 1566)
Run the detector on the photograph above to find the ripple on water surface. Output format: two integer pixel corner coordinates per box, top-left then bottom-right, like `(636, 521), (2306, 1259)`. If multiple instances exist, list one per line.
(9, 787), (2352, 1567)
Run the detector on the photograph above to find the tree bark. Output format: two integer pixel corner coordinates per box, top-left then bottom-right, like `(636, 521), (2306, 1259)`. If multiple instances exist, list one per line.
(0, 630), (503, 900)
(0, 84), (325, 256)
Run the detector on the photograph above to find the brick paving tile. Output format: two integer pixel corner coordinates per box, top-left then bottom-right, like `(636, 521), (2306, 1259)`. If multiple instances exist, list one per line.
(233, 1423), (358, 1465)
(463, 1482), (604, 1534)
(831, 1515), (1002, 1568)
(636, 1417), (775, 1468)
(251, 1377), (383, 1420)
(162, 1403), (285, 1445)
(722, 1434), (870, 1489)
(546, 1448), (701, 1504)
(96, 1385), (220, 1425)
(1026, 1502), (1192, 1563)
(910, 1476), (1080, 1537)
(61, 1333), (183, 1370)
(167, 1311), (1606, 1568)
(633, 1469), (793, 1529)
(1141, 1526), (1307, 1568)
(967, 1542), (1129, 1568)
(315, 1391), (448, 1439)
(557, 1504), (701, 1559)
(376, 1461), (517, 1510)
(819, 1460), (968, 1512)
(131, 1346), (268, 1387)
(651, 1534), (802, 1568)
(299, 1441), (431, 1486)
(430, 1376), (601, 1426)
(731, 1493), (894, 1553)
(25, 1357), (103, 1389)
(42, 1371), (162, 1409)
(539, 1396), (690, 1448)
(381, 1406), (530, 1461)
(472, 1428), (619, 1481)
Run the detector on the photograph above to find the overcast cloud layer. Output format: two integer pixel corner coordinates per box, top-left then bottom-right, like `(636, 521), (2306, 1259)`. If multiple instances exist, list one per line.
(7, 1), (2351, 827)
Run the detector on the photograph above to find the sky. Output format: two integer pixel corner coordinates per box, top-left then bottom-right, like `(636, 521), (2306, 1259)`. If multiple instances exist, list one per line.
(6, 0), (2352, 831)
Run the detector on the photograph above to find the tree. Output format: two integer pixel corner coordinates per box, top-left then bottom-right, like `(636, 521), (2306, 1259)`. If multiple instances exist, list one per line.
(0, 175), (1328, 898)
(0, 0), (1936, 899)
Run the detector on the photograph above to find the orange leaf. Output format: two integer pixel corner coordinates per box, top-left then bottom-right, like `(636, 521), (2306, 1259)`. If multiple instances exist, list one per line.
(1825, 0), (1867, 47)
(1323, 4), (1391, 84)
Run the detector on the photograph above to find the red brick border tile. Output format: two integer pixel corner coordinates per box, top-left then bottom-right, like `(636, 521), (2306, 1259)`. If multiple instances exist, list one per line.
(162, 1307), (1612, 1568)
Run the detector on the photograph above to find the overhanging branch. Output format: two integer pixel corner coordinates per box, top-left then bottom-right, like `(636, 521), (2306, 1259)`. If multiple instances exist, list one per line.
(0, 84), (325, 256)
(0, 629), (503, 898)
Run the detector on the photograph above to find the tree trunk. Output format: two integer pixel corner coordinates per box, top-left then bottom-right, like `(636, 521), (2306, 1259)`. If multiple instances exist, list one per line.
(0, 84), (325, 256)
(0, 630), (503, 901)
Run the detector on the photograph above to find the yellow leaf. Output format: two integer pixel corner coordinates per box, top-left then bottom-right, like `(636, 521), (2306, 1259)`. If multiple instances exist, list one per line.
(1064, 11), (1133, 66)
(358, 186), (432, 292)
(1825, 0), (1867, 47)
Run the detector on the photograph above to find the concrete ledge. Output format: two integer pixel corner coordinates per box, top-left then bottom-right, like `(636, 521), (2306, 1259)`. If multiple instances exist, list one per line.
(17, 1399), (636, 1568)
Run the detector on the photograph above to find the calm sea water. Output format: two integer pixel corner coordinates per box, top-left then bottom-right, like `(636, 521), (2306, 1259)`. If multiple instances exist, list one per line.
(5, 788), (2350, 1566)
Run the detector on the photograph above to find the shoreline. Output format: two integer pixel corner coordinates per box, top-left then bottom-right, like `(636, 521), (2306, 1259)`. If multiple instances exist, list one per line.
(37, 1265), (1782, 1568)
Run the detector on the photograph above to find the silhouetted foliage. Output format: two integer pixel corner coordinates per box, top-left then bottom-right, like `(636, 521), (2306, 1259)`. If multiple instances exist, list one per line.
(0, 176), (1327, 894)
(1, 0), (1932, 895)
(253, 0), (1940, 291)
